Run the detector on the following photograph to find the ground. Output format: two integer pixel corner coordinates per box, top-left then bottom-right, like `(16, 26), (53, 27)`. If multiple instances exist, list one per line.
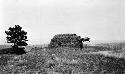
(0, 44), (125, 74)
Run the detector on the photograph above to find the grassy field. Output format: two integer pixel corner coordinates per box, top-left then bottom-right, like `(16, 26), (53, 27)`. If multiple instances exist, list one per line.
(0, 43), (125, 74)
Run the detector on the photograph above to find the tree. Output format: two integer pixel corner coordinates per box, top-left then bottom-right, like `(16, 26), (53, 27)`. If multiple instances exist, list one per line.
(5, 25), (28, 48)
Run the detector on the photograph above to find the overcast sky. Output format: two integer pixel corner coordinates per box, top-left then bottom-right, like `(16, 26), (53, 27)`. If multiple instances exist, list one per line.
(0, 0), (125, 45)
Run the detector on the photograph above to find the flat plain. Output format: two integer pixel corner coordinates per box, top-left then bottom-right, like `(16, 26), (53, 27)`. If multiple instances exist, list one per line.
(0, 42), (125, 74)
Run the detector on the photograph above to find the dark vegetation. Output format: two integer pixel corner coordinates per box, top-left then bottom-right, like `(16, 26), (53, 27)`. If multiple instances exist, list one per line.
(49, 34), (83, 48)
(49, 34), (90, 49)
(5, 25), (28, 47)
(2, 25), (28, 55)
(0, 48), (26, 55)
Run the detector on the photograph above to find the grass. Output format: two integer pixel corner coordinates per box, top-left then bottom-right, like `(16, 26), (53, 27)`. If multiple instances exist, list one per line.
(0, 45), (125, 74)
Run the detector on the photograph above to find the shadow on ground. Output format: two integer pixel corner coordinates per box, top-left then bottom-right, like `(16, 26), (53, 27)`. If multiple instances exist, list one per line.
(0, 47), (27, 55)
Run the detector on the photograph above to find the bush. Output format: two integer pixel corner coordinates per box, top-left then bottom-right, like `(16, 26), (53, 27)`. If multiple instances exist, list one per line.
(48, 34), (83, 48)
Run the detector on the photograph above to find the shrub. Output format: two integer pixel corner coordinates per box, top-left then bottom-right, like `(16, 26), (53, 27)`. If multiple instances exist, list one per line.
(48, 34), (83, 48)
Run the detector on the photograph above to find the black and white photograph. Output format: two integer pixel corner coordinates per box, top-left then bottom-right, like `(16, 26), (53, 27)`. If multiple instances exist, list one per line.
(0, 0), (125, 74)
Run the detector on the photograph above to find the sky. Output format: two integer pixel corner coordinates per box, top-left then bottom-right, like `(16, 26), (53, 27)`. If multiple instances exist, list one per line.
(0, 0), (125, 45)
